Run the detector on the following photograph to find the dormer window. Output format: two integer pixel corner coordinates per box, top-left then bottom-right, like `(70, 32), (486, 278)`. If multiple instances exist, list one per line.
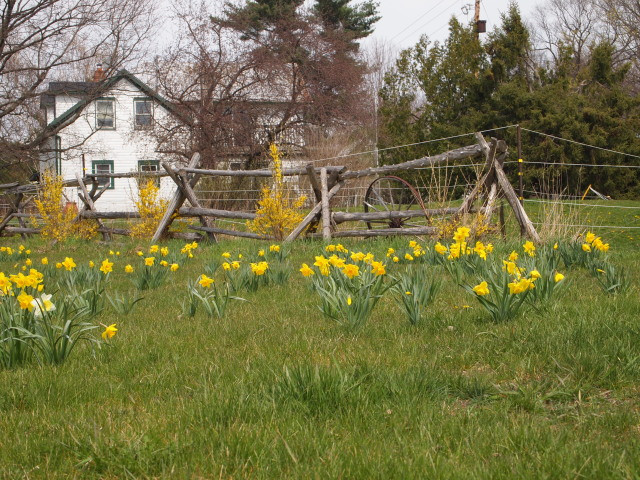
(134, 98), (153, 129)
(96, 98), (115, 129)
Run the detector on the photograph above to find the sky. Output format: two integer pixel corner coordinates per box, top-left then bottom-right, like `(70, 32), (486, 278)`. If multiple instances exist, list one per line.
(364, 0), (543, 52)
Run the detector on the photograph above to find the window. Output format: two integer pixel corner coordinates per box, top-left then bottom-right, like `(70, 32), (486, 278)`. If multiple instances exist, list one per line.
(96, 99), (115, 129)
(134, 98), (153, 128)
(92, 160), (114, 189)
(137, 160), (160, 187)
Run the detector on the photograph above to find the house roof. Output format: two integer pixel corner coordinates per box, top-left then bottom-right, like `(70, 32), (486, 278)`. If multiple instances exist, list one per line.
(43, 69), (179, 130)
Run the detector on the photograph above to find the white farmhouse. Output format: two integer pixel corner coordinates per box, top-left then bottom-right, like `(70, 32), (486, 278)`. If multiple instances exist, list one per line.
(39, 68), (178, 212)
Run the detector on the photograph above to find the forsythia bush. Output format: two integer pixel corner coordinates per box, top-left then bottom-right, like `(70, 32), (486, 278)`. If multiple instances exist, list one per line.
(131, 179), (168, 238)
(33, 170), (91, 241)
(247, 144), (306, 240)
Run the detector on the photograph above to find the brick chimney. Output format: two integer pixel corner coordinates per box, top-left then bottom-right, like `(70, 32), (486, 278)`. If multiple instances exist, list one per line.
(92, 63), (106, 82)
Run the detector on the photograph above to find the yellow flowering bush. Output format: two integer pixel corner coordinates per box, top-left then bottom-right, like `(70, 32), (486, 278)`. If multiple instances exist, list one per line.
(33, 170), (98, 241)
(247, 144), (306, 240)
(131, 179), (168, 238)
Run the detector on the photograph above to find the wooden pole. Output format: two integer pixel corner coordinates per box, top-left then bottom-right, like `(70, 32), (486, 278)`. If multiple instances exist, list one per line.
(320, 168), (331, 240)
(75, 173), (109, 241)
(284, 181), (344, 243)
(151, 153), (201, 243)
(517, 124), (523, 204)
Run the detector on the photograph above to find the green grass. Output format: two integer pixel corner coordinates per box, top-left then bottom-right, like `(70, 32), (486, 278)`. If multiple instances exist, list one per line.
(0, 202), (640, 479)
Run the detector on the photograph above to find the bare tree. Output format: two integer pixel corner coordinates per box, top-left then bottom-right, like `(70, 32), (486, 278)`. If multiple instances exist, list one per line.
(0, 0), (158, 181)
(532, 0), (636, 78)
(150, 0), (377, 170)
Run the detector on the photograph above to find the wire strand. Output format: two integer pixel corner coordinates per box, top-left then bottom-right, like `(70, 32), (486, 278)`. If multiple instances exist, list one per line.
(521, 128), (640, 161)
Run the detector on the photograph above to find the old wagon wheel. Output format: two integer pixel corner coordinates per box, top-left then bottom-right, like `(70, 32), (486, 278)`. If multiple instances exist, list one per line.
(363, 176), (430, 230)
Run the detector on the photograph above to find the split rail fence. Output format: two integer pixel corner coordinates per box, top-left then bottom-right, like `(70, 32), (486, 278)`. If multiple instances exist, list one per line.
(0, 133), (541, 243)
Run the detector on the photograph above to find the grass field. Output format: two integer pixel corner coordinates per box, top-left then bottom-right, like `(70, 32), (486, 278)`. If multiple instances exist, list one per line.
(1, 200), (639, 479)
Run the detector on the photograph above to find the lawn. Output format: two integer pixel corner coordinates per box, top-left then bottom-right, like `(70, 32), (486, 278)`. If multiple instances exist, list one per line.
(0, 201), (639, 479)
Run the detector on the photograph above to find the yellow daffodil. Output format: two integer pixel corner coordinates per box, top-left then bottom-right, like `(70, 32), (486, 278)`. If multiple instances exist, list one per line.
(161, 247), (169, 256)
(221, 252), (231, 258)
(25, 258), (32, 266)
(199, 274), (214, 288)
(386, 247), (395, 257)
(170, 263), (179, 271)
(299, 263), (314, 277)
(125, 265), (134, 273)
(582, 243), (591, 252)
(89, 261), (95, 268)
(160, 260), (168, 267)
(41, 257), (48, 265)
(347, 296), (352, 306)
(523, 241), (536, 256)
(554, 272), (565, 283)
(55, 262), (62, 269)
(149, 245), (159, 253)
(17, 291), (34, 310)
(137, 251), (144, 256)
(342, 264), (360, 279)
(553, 242), (558, 250)
(102, 323), (117, 340)
(99, 259), (113, 274)
(585, 231), (596, 244)
(222, 262), (231, 271)
(434, 242), (448, 255)
(250, 261), (269, 276)
(231, 261), (240, 270)
(404, 253), (414, 261)
(313, 256), (331, 276)
(508, 251), (518, 262)
(269, 244), (280, 252)
(61, 257), (76, 271)
(258, 249), (265, 257)
(473, 281), (490, 296)
(405, 291), (412, 295)
(144, 257), (155, 266)
(453, 226), (470, 243)
(370, 261), (386, 276)
(530, 270), (541, 280)
(350, 251), (365, 262)
(393, 256), (399, 263)
(325, 244), (336, 252)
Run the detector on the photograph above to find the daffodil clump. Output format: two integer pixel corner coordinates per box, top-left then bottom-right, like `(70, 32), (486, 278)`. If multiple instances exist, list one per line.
(466, 241), (567, 321)
(0, 265), (106, 368)
(299, 247), (392, 330)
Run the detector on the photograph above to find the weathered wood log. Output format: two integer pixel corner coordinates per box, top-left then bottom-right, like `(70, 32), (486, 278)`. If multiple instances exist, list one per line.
(0, 182), (20, 190)
(306, 164), (322, 202)
(189, 225), (272, 240)
(85, 171), (168, 179)
(340, 143), (483, 180)
(152, 153), (201, 242)
(332, 207), (461, 224)
(167, 231), (202, 241)
(320, 168), (331, 240)
(454, 137), (500, 219)
(81, 211), (142, 219)
(494, 159), (541, 242)
(76, 173), (109, 241)
(284, 181), (344, 243)
(178, 207), (256, 220)
(309, 226), (439, 238)
(2, 226), (41, 235)
(97, 227), (131, 236)
(178, 165), (346, 178)
(8, 212), (39, 219)
(3, 179), (79, 195)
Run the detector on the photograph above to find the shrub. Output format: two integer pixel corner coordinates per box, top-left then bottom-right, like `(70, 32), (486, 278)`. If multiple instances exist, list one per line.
(247, 144), (306, 240)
